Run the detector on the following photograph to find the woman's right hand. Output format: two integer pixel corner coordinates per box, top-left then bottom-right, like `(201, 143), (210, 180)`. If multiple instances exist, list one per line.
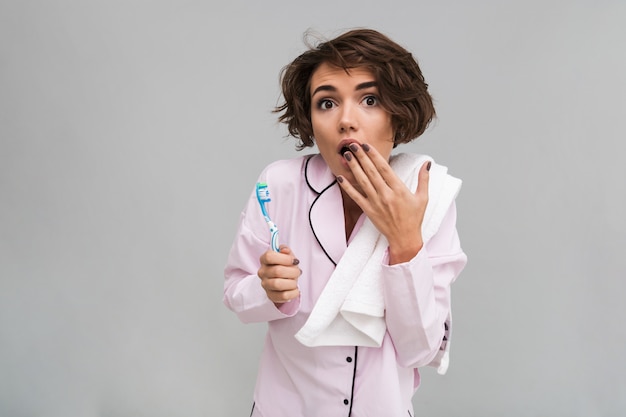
(258, 245), (301, 305)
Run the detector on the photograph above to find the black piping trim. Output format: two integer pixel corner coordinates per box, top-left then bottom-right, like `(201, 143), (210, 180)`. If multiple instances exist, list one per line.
(249, 402), (255, 416)
(347, 346), (358, 417)
(308, 187), (338, 266)
(303, 155), (320, 193)
(304, 155), (338, 266)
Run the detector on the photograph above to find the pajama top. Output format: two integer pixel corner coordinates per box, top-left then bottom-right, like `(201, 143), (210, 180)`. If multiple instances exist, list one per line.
(223, 153), (467, 417)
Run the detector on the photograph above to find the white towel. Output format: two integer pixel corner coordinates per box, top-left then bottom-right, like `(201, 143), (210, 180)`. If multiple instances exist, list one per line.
(295, 153), (462, 362)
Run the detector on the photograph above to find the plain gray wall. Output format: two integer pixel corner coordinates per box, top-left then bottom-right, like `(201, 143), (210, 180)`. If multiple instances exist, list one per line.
(1, 1), (625, 416)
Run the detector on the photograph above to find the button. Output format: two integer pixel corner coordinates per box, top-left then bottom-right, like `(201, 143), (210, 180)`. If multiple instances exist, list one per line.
(343, 399), (349, 405)
(346, 357), (352, 363)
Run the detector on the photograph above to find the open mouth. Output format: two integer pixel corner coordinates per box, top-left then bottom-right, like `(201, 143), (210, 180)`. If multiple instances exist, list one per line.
(339, 146), (351, 155)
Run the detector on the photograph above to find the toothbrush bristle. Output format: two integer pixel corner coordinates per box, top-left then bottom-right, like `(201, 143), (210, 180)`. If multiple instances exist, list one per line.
(256, 183), (271, 201)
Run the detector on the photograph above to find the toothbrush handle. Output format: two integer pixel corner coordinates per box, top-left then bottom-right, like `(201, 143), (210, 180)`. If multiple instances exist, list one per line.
(270, 225), (280, 252)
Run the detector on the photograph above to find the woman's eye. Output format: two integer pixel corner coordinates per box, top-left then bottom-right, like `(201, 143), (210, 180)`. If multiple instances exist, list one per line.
(363, 95), (378, 106)
(318, 99), (335, 110)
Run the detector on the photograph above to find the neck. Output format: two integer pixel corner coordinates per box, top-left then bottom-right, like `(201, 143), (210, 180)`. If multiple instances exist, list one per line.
(341, 190), (363, 242)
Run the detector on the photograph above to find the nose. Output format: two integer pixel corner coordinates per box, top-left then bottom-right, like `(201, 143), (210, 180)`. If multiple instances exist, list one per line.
(338, 102), (358, 133)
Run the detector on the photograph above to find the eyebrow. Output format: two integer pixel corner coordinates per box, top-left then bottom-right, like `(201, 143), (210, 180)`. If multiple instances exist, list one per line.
(311, 81), (378, 97)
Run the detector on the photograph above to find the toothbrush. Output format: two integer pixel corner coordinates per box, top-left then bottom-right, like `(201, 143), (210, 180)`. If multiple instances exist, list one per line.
(256, 182), (280, 252)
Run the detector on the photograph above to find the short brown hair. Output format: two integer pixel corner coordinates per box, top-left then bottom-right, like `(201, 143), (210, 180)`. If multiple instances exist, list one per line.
(274, 28), (436, 150)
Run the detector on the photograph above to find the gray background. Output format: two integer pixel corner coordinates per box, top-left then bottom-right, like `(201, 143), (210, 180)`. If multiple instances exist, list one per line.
(1, 1), (625, 416)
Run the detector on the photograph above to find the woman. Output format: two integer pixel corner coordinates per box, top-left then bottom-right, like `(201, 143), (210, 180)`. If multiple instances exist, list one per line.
(224, 28), (467, 417)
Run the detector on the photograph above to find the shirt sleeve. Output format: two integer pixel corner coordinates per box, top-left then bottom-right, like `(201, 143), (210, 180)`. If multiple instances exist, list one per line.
(381, 201), (467, 368)
(223, 194), (301, 324)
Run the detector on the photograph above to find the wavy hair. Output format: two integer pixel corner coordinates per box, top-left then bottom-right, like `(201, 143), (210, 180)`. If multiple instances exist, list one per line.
(274, 28), (436, 150)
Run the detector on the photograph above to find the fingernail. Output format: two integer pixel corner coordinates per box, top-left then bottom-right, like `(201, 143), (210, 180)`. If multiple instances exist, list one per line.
(362, 143), (370, 152)
(348, 143), (358, 152)
(292, 258), (300, 265)
(336, 176), (344, 183)
(344, 151), (352, 161)
(427, 161), (431, 171)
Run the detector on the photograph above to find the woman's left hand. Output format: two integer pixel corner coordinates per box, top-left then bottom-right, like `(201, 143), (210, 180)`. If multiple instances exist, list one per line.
(337, 143), (430, 265)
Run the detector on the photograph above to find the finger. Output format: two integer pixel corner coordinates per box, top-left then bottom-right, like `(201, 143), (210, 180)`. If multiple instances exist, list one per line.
(415, 160), (431, 199)
(360, 143), (405, 190)
(262, 276), (299, 292)
(336, 174), (369, 210)
(258, 261), (301, 280)
(262, 274), (300, 304)
(268, 288), (300, 304)
(272, 264), (302, 280)
(345, 144), (383, 194)
(260, 247), (300, 267)
(278, 245), (300, 265)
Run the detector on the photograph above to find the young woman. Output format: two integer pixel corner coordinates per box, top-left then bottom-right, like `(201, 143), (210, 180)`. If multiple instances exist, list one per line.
(224, 28), (467, 417)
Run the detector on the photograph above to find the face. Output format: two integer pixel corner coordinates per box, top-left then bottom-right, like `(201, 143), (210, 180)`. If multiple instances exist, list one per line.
(310, 62), (394, 182)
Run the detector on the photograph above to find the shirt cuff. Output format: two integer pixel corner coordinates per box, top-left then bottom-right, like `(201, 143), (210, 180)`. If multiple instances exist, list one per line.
(381, 245), (429, 268)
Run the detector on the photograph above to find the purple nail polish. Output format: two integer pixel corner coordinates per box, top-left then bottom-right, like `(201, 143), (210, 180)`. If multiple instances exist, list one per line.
(292, 258), (300, 265)
(362, 143), (370, 152)
(348, 143), (358, 152)
(427, 161), (432, 171)
(336, 176), (344, 183)
(344, 152), (352, 161)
